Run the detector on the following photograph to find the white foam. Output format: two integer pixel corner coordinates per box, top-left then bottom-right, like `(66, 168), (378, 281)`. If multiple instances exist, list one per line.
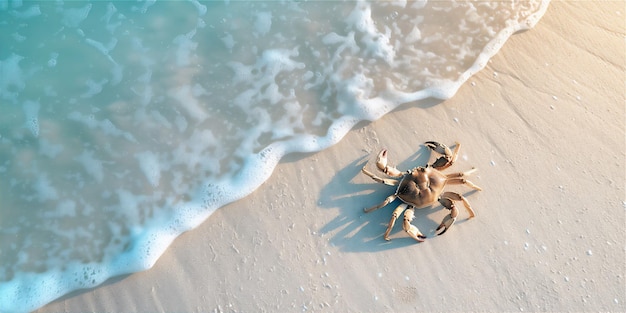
(172, 29), (198, 67)
(108, 63), (124, 85)
(102, 3), (119, 33)
(10, 4), (40, 19)
(136, 151), (162, 187)
(67, 111), (136, 142)
(188, 0), (207, 16)
(254, 11), (272, 36)
(345, 2), (395, 64)
(85, 37), (118, 57)
(80, 78), (109, 98)
(134, 0), (156, 14)
(0, 54), (25, 102)
(56, 200), (77, 217)
(221, 33), (236, 51)
(39, 137), (64, 158)
(47, 52), (58, 67)
(61, 3), (92, 28)
(74, 150), (104, 183)
(167, 85), (209, 121)
(35, 174), (59, 201)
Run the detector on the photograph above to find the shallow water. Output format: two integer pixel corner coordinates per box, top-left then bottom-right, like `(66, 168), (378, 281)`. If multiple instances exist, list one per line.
(0, 1), (549, 311)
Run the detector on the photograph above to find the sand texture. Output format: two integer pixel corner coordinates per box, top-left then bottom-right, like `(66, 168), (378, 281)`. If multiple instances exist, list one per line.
(37, 2), (624, 312)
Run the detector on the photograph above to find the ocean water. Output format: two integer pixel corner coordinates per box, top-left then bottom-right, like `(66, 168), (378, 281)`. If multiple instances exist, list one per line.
(0, 1), (549, 311)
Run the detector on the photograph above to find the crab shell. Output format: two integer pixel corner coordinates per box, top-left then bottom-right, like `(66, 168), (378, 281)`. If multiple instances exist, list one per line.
(395, 166), (446, 208)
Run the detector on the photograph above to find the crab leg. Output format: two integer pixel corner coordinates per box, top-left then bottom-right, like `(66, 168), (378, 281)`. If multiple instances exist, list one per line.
(364, 194), (397, 213)
(383, 203), (407, 241)
(446, 167), (478, 178)
(425, 141), (460, 170)
(375, 149), (403, 177)
(447, 178), (482, 191)
(445, 191), (475, 217)
(446, 167), (482, 190)
(403, 206), (426, 242)
(436, 191), (475, 235)
(361, 167), (399, 186)
(446, 177), (482, 191)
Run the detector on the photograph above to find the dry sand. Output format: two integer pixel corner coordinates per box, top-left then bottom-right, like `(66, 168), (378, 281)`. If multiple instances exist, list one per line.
(37, 2), (624, 312)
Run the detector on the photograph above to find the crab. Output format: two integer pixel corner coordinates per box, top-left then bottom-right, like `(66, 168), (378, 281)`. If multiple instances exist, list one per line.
(361, 141), (482, 242)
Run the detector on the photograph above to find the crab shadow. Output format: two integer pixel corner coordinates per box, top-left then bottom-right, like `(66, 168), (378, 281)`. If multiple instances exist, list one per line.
(318, 146), (478, 252)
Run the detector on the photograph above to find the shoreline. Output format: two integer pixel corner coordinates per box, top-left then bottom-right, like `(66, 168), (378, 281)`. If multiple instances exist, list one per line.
(37, 2), (625, 312)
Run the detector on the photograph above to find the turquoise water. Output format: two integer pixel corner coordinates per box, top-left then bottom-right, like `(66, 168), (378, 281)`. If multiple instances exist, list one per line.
(0, 1), (549, 311)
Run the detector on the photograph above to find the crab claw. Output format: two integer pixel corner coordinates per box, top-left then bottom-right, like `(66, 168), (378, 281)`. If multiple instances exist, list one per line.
(403, 207), (427, 242)
(375, 149), (389, 172)
(374, 149), (403, 177)
(406, 226), (427, 242)
(435, 215), (456, 236)
(425, 141), (458, 170)
(425, 141), (452, 155)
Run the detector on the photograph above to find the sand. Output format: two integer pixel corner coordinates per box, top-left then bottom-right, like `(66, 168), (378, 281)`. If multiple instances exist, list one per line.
(36, 2), (624, 312)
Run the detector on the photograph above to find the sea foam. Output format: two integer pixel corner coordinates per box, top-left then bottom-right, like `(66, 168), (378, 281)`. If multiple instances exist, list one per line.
(0, 1), (549, 311)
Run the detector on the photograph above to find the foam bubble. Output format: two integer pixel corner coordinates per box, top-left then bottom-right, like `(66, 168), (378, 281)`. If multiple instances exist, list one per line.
(47, 52), (58, 67)
(22, 100), (40, 137)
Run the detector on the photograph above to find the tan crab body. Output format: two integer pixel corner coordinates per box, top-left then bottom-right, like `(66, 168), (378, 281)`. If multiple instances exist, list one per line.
(361, 141), (482, 242)
(395, 166), (446, 208)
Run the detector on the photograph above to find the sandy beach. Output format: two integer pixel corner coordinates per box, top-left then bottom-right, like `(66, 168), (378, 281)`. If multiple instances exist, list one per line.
(36, 2), (624, 312)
